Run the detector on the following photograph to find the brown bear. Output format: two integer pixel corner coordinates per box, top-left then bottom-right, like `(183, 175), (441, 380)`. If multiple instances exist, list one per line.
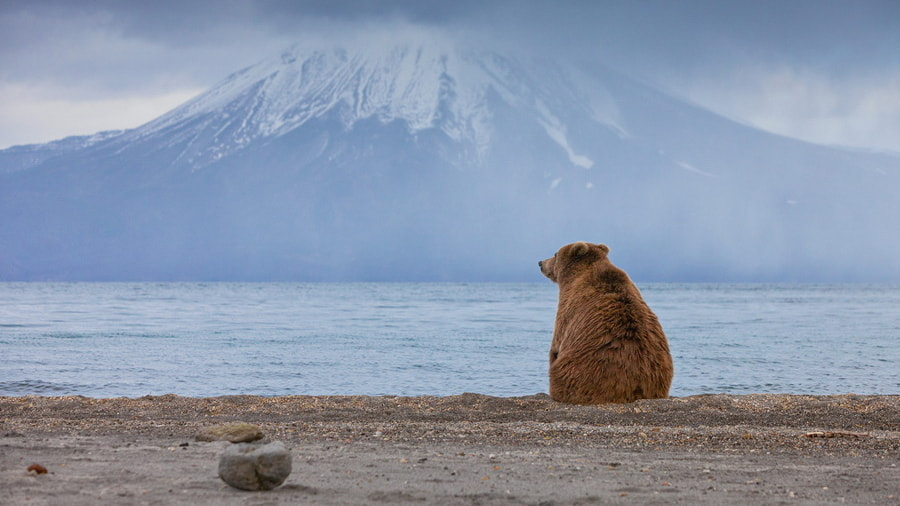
(539, 242), (673, 404)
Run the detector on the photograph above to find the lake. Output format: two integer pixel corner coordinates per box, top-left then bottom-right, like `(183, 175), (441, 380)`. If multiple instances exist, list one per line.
(1, 283), (897, 398)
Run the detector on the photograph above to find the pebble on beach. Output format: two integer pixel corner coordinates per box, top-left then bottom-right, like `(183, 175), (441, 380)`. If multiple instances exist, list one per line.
(218, 441), (292, 491)
(27, 464), (48, 475)
(195, 422), (264, 443)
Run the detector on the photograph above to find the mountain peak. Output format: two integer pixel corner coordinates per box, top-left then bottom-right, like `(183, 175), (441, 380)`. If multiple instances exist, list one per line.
(121, 40), (616, 170)
(129, 42), (490, 166)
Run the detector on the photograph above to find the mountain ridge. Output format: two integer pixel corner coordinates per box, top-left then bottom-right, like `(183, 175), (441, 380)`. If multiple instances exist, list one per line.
(1, 41), (898, 282)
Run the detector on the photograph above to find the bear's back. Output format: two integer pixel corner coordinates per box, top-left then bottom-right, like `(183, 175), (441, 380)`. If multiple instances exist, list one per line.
(550, 259), (673, 404)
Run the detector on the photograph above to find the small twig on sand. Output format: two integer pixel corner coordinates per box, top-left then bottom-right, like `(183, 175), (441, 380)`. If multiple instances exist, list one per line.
(803, 430), (870, 439)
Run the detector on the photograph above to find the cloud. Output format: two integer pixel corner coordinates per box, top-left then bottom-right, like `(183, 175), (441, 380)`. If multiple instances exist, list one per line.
(0, 84), (202, 148)
(0, 1), (292, 91)
(679, 67), (900, 151)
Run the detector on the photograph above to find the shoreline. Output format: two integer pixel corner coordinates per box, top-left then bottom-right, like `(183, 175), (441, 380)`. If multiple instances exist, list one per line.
(2, 393), (898, 504)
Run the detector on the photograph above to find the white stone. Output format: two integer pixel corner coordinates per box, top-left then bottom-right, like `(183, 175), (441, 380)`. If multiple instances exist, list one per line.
(218, 441), (292, 491)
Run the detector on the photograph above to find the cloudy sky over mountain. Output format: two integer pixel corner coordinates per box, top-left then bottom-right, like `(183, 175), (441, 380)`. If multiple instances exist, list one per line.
(1, 0), (898, 151)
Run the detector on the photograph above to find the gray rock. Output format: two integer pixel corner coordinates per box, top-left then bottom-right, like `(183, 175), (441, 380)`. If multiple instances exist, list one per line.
(196, 422), (264, 443)
(218, 441), (292, 491)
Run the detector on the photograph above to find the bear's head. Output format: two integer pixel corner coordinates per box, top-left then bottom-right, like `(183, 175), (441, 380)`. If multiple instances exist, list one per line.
(539, 242), (611, 284)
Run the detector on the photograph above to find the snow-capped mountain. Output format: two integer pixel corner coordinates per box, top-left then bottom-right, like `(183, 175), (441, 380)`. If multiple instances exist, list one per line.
(2, 41), (899, 281)
(133, 43), (493, 166)
(92, 42), (622, 172)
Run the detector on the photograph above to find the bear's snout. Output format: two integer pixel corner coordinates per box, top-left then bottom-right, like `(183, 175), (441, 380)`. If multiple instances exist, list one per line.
(539, 257), (557, 282)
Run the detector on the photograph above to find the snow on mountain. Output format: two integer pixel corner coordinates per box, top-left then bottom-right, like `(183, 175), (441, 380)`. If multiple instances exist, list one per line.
(1, 40), (899, 282)
(110, 41), (620, 172)
(0, 130), (124, 173)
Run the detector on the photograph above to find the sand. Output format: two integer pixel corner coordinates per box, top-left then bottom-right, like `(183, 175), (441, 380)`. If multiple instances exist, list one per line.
(1, 393), (898, 505)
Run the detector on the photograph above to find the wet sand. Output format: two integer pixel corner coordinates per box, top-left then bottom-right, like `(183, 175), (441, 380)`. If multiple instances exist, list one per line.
(1, 393), (898, 505)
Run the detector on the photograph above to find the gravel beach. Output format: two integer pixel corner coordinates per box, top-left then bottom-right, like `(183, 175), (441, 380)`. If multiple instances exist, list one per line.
(1, 393), (898, 505)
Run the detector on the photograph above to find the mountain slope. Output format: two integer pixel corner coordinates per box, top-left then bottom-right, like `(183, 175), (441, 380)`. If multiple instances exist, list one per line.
(1, 42), (899, 281)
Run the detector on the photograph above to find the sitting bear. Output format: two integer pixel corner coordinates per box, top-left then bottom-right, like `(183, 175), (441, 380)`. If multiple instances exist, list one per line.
(539, 242), (673, 404)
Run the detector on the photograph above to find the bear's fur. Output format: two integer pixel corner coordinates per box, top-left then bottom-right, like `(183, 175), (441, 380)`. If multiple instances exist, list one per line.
(539, 242), (673, 404)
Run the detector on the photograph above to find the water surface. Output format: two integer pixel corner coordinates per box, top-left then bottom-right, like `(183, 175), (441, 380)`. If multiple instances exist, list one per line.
(1, 283), (897, 398)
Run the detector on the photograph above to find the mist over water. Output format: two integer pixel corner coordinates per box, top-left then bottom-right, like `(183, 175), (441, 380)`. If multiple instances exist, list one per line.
(1, 283), (897, 398)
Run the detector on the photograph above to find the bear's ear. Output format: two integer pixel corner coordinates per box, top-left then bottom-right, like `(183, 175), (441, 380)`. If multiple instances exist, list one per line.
(569, 241), (592, 258)
(597, 244), (610, 254)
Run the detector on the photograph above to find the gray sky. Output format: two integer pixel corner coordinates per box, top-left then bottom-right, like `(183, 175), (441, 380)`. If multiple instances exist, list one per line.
(1, 0), (898, 151)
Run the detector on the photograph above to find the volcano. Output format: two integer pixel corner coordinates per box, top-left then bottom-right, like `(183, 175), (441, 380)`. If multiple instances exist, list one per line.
(1, 40), (898, 281)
